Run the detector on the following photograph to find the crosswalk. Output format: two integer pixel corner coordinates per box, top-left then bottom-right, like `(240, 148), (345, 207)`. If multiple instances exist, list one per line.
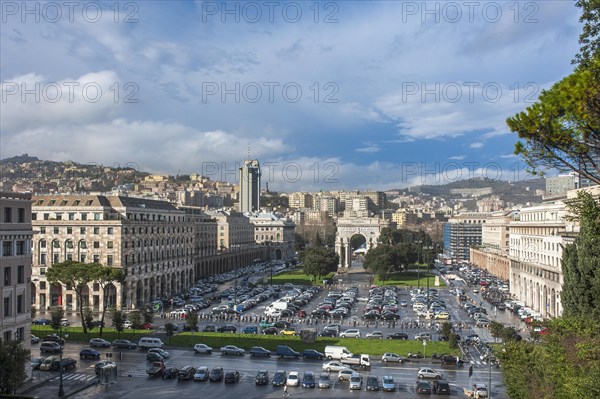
(51, 373), (97, 382)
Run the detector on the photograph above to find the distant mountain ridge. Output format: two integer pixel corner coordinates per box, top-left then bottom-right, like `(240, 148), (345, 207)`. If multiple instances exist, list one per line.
(1, 154), (40, 164)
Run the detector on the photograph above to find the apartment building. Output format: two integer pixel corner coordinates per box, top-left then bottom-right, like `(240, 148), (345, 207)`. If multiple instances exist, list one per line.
(248, 213), (296, 260)
(0, 192), (32, 348)
(470, 210), (515, 281)
(288, 192), (314, 209)
(31, 195), (195, 310)
(443, 212), (490, 261)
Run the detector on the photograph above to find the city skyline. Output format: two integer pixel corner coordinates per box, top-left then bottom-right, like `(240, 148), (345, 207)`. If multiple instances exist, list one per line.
(1, 1), (582, 191)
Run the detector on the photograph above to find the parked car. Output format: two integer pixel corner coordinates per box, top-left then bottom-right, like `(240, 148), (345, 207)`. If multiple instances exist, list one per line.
(193, 366), (209, 382)
(366, 375), (380, 391)
(302, 349), (324, 360)
(415, 332), (432, 341)
(162, 367), (179, 380)
(242, 325), (258, 334)
(302, 371), (316, 388)
(280, 328), (297, 336)
(79, 348), (101, 359)
(322, 361), (349, 372)
(209, 367), (224, 382)
(262, 327), (278, 335)
(32, 318), (51, 325)
(366, 331), (384, 339)
(40, 341), (62, 353)
(416, 380), (432, 394)
(217, 324), (237, 333)
(272, 370), (287, 387)
(193, 343), (213, 354)
(220, 345), (245, 355)
(381, 352), (405, 363)
(338, 369), (354, 381)
(94, 360), (113, 375)
(340, 329), (361, 338)
(255, 369), (269, 385)
(42, 335), (64, 346)
(224, 369), (240, 383)
(432, 379), (451, 395)
(382, 375), (396, 392)
(89, 338), (111, 348)
(148, 348), (170, 359)
(417, 367), (443, 379)
(387, 332), (409, 340)
(440, 354), (464, 366)
(31, 335), (40, 344)
(203, 324), (217, 332)
(177, 365), (196, 381)
(146, 352), (164, 363)
(318, 373), (331, 388)
(31, 357), (44, 370)
(249, 346), (272, 357)
(349, 373), (363, 390)
(140, 323), (153, 330)
(286, 371), (299, 387)
(112, 339), (137, 349)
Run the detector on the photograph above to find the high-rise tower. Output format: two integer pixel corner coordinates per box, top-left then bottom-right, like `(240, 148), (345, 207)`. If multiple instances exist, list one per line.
(239, 159), (261, 213)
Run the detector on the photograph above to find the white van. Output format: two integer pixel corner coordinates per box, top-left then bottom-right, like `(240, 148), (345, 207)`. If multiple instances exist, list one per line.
(324, 345), (352, 360)
(138, 337), (164, 349)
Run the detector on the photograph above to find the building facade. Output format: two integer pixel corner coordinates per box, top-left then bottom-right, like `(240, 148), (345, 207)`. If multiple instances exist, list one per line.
(249, 213), (296, 260)
(31, 195), (195, 310)
(1, 192), (33, 349)
(443, 212), (490, 261)
(239, 159), (261, 213)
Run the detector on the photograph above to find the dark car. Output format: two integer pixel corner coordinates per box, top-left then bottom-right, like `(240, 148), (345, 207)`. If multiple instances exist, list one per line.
(416, 380), (432, 395)
(217, 325), (237, 333)
(255, 369), (269, 385)
(146, 352), (164, 363)
(209, 367), (224, 382)
(272, 370), (287, 387)
(366, 376), (380, 391)
(263, 327), (278, 335)
(203, 324), (217, 332)
(163, 367), (179, 380)
(94, 360), (113, 375)
(302, 371), (316, 388)
(320, 329), (337, 337)
(242, 325), (258, 334)
(249, 346), (272, 357)
(51, 358), (77, 372)
(112, 339), (137, 349)
(40, 341), (63, 353)
(177, 365), (196, 381)
(273, 320), (290, 329)
(89, 338), (111, 348)
(42, 335), (65, 346)
(79, 348), (101, 359)
(432, 379), (451, 395)
(440, 354), (464, 366)
(381, 312), (400, 320)
(224, 370), (240, 383)
(31, 357), (44, 370)
(302, 349), (324, 360)
(33, 318), (51, 325)
(388, 332), (409, 340)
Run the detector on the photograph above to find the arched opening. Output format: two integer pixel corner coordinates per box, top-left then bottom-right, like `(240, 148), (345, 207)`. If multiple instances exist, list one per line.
(136, 280), (144, 308)
(105, 283), (117, 309)
(275, 248), (282, 260)
(50, 283), (62, 307)
(31, 282), (37, 307)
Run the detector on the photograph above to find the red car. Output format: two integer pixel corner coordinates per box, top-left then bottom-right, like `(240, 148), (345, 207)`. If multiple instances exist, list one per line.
(141, 323), (153, 330)
(298, 310), (307, 318)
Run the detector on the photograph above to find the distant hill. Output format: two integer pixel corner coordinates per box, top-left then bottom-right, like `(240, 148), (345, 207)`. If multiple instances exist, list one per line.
(1, 154), (40, 164)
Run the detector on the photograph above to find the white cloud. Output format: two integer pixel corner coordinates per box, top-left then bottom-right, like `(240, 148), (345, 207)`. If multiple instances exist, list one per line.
(449, 155), (466, 160)
(470, 142), (484, 149)
(356, 145), (380, 153)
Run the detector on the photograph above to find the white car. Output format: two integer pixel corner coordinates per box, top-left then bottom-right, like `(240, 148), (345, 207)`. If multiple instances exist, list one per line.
(381, 352), (404, 363)
(322, 361), (350, 372)
(193, 343), (213, 354)
(417, 368), (443, 379)
(366, 331), (384, 339)
(123, 320), (133, 329)
(415, 332), (432, 341)
(349, 373), (363, 390)
(340, 329), (361, 338)
(286, 371), (300, 386)
(338, 369), (354, 381)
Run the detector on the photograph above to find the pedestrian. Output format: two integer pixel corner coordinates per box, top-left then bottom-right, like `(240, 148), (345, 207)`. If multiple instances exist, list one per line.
(283, 385), (289, 398)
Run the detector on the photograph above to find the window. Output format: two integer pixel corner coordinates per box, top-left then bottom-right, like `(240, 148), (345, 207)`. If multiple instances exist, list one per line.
(17, 294), (24, 313)
(66, 240), (73, 249)
(93, 242), (100, 249)
(66, 254), (73, 261)
(2, 241), (12, 256)
(4, 267), (11, 285)
(80, 227), (86, 234)
(3, 297), (11, 317)
(107, 241), (113, 249)
(3, 207), (12, 223)
(94, 213), (101, 221)
(17, 265), (24, 284)
(18, 208), (25, 223)
(55, 213), (62, 220)
(52, 240), (60, 248)
(80, 241), (87, 249)
(40, 254), (46, 265)
(93, 227), (100, 234)
(107, 227), (113, 235)
(107, 255), (113, 266)
(80, 255), (86, 262)
(68, 213), (75, 220)
(67, 227), (72, 234)
(93, 283), (99, 291)
(17, 327), (25, 341)
(81, 213), (88, 220)
(53, 254), (59, 264)
(53, 227), (59, 234)
(93, 255), (99, 263)
(44, 213), (49, 220)
(40, 281), (46, 289)
(32, 213), (37, 221)
(40, 227), (46, 234)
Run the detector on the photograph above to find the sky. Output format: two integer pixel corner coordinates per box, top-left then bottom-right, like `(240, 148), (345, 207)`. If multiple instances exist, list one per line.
(0, 1), (583, 192)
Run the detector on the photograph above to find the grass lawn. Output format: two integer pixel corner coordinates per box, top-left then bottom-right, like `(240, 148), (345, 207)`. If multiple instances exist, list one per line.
(268, 268), (335, 286)
(374, 271), (445, 287)
(169, 332), (452, 357)
(31, 325), (153, 343)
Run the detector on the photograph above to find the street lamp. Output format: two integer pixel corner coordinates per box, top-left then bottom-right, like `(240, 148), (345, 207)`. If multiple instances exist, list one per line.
(58, 329), (69, 397)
